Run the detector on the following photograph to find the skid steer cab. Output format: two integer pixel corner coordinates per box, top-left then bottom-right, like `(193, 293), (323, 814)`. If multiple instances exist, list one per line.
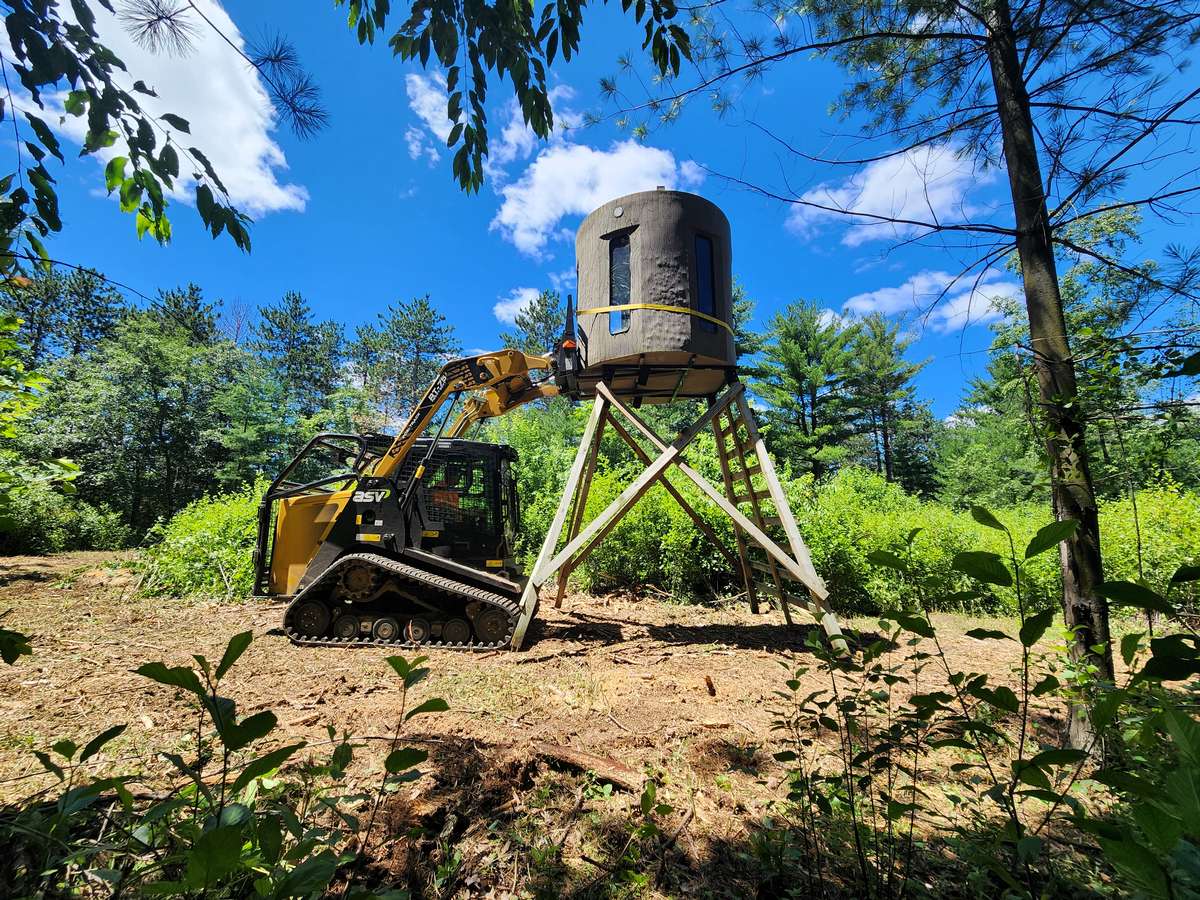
(253, 433), (528, 650)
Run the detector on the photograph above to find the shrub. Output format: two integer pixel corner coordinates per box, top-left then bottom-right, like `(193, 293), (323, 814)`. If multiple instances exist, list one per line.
(0, 480), (129, 554)
(554, 465), (1200, 615)
(0, 635), (443, 897)
(142, 479), (262, 597)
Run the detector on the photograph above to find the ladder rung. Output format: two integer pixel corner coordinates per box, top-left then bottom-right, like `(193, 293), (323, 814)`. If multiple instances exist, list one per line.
(760, 515), (782, 527)
(732, 487), (771, 505)
(750, 558), (782, 576)
(755, 583), (811, 607)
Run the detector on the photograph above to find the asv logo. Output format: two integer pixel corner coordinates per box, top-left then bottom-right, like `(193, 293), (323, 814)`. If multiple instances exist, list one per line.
(352, 489), (390, 504)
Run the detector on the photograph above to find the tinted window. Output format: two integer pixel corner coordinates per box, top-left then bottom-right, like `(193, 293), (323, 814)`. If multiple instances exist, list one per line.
(695, 234), (717, 333)
(609, 234), (631, 334)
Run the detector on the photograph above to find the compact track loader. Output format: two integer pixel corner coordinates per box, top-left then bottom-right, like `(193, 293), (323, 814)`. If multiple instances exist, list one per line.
(253, 346), (581, 651)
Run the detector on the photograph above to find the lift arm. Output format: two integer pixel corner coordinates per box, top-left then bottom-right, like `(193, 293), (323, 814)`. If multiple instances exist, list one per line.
(367, 348), (554, 481)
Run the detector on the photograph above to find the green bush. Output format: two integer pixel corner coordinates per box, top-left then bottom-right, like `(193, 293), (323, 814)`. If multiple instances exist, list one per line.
(0, 481), (129, 554)
(534, 460), (1199, 616)
(142, 480), (262, 597)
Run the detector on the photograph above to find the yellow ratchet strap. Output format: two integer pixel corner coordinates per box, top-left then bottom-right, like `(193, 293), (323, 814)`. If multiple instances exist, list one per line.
(575, 302), (734, 335)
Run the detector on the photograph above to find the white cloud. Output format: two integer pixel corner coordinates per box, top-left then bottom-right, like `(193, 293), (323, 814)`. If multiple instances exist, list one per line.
(817, 308), (849, 329)
(405, 72), (452, 141)
(548, 267), (577, 292)
(494, 287), (541, 324)
(487, 85), (579, 175)
(31, 0), (307, 216)
(491, 140), (708, 257)
(844, 269), (1020, 332)
(787, 144), (993, 247)
(403, 75), (580, 181)
(404, 125), (438, 165)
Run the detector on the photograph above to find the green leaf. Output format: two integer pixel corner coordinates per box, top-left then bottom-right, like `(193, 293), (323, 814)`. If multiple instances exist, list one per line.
(276, 850), (338, 897)
(80, 724), (127, 763)
(1029, 748), (1088, 768)
(23, 114), (63, 162)
(1100, 836), (1170, 899)
(1016, 835), (1043, 863)
(894, 613), (934, 638)
(258, 814), (284, 864)
(228, 743), (304, 797)
(385, 746), (428, 773)
(641, 780), (656, 815)
(83, 129), (119, 153)
(136, 661), (205, 699)
(219, 711), (276, 751)
(52, 739), (78, 760)
(1098, 581), (1174, 615)
(185, 824), (244, 889)
(104, 156), (127, 193)
(1121, 632), (1145, 667)
(64, 90), (89, 116)
(1024, 519), (1078, 559)
(970, 506), (1007, 531)
(1031, 674), (1060, 697)
(969, 683), (1019, 714)
(159, 144), (180, 178)
(1163, 706), (1200, 766)
(1093, 768), (1157, 798)
(965, 628), (1012, 641)
(404, 697), (449, 720)
(866, 549), (907, 571)
(215, 631), (252, 680)
(1019, 608), (1056, 648)
(386, 655), (415, 678)
(952, 551), (1012, 587)
(1171, 565), (1200, 584)
(160, 113), (190, 133)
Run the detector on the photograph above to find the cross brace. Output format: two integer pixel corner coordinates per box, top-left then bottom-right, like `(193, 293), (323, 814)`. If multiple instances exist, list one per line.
(510, 381), (845, 650)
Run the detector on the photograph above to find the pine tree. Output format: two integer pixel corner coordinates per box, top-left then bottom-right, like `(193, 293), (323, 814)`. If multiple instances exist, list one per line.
(369, 296), (460, 424)
(60, 269), (126, 356)
(153, 284), (219, 345)
(1, 268), (125, 363)
(252, 292), (343, 419)
(500, 289), (564, 355)
(754, 301), (859, 476)
(846, 315), (928, 483)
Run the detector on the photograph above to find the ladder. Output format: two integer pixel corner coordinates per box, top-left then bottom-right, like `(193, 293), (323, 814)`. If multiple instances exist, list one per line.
(711, 396), (816, 624)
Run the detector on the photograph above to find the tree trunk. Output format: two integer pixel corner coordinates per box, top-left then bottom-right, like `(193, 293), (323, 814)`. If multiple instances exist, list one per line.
(985, 0), (1114, 749)
(881, 402), (894, 481)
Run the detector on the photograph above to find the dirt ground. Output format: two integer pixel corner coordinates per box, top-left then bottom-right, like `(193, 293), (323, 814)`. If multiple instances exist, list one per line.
(0, 552), (1045, 895)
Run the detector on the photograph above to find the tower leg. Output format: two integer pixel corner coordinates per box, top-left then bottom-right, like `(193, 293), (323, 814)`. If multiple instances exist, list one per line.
(554, 410), (606, 608)
(512, 396), (607, 649)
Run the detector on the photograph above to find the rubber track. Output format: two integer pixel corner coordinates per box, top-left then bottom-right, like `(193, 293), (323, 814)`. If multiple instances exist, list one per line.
(283, 552), (520, 651)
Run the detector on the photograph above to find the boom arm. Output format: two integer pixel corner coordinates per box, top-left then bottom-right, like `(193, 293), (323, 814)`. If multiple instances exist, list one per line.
(367, 348), (555, 480)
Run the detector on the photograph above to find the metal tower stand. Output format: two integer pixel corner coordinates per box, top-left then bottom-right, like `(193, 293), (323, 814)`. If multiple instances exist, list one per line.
(510, 380), (845, 650)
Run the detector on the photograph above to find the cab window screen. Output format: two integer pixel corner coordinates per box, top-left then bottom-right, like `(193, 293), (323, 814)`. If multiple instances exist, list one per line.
(695, 234), (717, 333)
(609, 234), (631, 334)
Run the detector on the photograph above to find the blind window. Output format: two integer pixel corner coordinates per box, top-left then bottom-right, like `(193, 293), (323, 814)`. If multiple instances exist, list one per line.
(609, 234), (632, 334)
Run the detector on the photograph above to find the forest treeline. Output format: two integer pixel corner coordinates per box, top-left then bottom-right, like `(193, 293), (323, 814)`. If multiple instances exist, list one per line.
(0, 212), (1196, 558)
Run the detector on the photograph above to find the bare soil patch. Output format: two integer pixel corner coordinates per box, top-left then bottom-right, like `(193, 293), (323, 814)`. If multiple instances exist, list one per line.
(0, 552), (1045, 895)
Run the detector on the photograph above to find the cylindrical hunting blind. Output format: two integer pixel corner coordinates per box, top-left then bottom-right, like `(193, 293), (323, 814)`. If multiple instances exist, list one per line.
(572, 189), (736, 402)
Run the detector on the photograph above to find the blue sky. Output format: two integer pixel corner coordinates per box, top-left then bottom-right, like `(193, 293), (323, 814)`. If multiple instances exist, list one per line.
(26, 2), (1192, 416)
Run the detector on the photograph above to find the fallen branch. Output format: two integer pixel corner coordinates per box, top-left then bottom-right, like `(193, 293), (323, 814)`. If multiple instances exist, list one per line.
(532, 742), (644, 792)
